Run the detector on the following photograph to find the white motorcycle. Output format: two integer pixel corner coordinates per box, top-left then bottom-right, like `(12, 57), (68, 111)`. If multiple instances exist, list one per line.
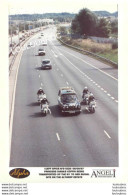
(88, 100), (96, 113)
(37, 93), (46, 103)
(41, 103), (51, 116)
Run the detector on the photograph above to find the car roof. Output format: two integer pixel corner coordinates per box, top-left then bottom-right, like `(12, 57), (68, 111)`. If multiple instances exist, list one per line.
(42, 59), (51, 62)
(59, 87), (76, 94)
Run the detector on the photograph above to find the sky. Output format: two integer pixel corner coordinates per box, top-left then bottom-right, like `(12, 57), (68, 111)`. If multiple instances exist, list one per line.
(8, 0), (118, 15)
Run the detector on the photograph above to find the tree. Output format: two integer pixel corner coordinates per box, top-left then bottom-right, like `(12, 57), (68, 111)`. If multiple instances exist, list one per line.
(96, 18), (110, 37)
(110, 20), (118, 34)
(71, 8), (98, 36)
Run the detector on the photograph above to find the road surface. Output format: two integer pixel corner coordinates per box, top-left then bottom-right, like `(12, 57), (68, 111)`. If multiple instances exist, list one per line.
(10, 26), (118, 167)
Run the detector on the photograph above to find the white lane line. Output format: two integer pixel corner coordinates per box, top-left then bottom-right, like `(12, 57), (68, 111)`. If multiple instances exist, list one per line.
(56, 133), (60, 141)
(66, 81), (69, 85)
(41, 83), (43, 86)
(98, 85), (101, 88)
(101, 88), (104, 90)
(104, 130), (111, 139)
(39, 75), (40, 78)
(111, 97), (115, 100)
(57, 68), (59, 71)
(107, 93), (111, 96)
(115, 100), (118, 103)
(9, 50), (23, 153)
(57, 47), (118, 81)
(61, 74), (63, 77)
(55, 54), (58, 58)
(104, 90), (107, 93)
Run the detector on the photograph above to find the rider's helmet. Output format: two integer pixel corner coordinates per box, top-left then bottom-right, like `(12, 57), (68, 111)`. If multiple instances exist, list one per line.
(84, 86), (88, 93)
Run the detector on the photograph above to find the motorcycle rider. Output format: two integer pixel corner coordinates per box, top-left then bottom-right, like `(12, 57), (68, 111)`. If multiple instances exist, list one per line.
(88, 93), (95, 104)
(37, 87), (45, 95)
(82, 86), (89, 98)
(40, 98), (51, 114)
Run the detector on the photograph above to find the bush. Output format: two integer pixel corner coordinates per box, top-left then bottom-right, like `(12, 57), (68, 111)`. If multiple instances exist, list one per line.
(112, 42), (118, 49)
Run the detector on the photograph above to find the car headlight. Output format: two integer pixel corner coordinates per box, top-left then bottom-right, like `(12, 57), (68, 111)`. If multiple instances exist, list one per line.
(77, 104), (81, 109)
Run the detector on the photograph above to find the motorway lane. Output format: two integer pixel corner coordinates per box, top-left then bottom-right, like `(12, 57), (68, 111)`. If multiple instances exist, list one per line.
(10, 28), (118, 167)
(47, 38), (118, 100)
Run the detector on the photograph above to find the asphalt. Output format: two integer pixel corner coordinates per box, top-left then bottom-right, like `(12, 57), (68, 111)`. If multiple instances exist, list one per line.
(10, 26), (118, 167)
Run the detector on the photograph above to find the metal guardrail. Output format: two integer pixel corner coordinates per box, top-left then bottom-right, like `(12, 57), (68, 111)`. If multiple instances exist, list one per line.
(57, 37), (118, 67)
(9, 32), (38, 73)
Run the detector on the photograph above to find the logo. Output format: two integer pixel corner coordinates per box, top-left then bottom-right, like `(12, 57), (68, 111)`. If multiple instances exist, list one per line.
(91, 169), (116, 178)
(9, 168), (30, 179)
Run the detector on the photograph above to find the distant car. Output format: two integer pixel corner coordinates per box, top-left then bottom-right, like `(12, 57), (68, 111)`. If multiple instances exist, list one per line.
(58, 87), (81, 114)
(9, 42), (15, 47)
(27, 42), (33, 48)
(41, 33), (44, 36)
(41, 41), (47, 46)
(38, 48), (45, 56)
(41, 59), (52, 69)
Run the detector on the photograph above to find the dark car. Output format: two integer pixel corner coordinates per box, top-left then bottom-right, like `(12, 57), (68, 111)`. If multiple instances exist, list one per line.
(38, 48), (46, 56)
(41, 59), (52, 69)
(58, 87), (81, 114)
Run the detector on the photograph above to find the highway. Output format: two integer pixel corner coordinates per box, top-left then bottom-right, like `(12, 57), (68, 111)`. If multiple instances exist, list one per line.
(10, 26), (118, 167)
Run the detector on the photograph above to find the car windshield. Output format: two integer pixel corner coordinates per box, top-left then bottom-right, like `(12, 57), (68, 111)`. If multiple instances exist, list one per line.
(39, 49), (44, 51)
(61, 94), (77, 103)
(43, 60), (50, 64)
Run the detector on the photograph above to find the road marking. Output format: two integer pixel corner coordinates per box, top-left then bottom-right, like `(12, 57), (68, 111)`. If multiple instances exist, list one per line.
(56, 133), (60, 141)
(41, 83), (43, 86)
(61, 74), (63, 77)
(111, 97), (115, 100)
(101, 88), (104, 90)
(9, 48), (24, 155)
(104, 90), (107, 93)
(115, 100), (118, 103)
(66, 81), (69, 85)
(104, 130), (111, 139)
(107, 93), (111, 96)
(39, 75), (40, 78)
(57, 47), (118, 81)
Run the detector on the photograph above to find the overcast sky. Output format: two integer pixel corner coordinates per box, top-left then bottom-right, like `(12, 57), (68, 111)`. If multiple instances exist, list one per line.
(8, 0), (118, 14)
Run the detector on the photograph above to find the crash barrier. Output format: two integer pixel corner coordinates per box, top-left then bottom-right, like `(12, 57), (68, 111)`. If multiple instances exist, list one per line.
(57, 37), (118, 67)
(9, 32), (38, 74)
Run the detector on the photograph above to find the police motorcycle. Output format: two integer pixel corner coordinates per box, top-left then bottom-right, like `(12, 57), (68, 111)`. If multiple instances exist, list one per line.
(85, 93), (96, 113)
(40, 98), (51, 116)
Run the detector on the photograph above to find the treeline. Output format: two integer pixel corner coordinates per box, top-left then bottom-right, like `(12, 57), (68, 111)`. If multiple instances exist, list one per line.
(10, 13), (75, 23)
(71, 8), (118, 38)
